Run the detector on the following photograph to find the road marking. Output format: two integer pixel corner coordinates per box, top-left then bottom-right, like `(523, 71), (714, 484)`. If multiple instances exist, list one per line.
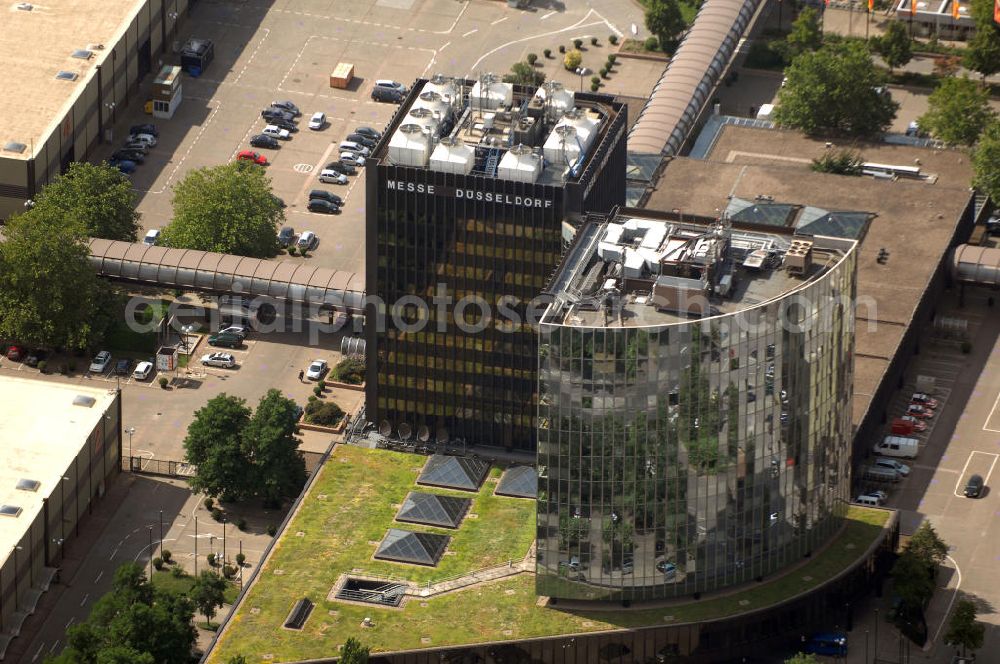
(136, 101), (222, 195)
(293, 163), (314, 173)
(234, 28), (270, 85)
(80, 593), (89, 607)
(292, 140), (341, 210)
(49, 640), (59, 653)
(110, 547), (119, 561)
(491, 16), (508, 25)
(462, 28), (479, 37)
(952, 451), (999, 497)
(32, 643), (44, 662)
(466, 11), (605, 74)
(928, 555), (963, 650)
(984, 389), (1000, 432)
(590, 7), (624, 36)
(439, 41), (452, 51)
(540, 10), (557, 19)
(65, 616), (75, 630)
(94, 570), (103, 584)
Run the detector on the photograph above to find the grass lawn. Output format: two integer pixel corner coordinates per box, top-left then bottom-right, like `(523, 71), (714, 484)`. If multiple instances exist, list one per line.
(210, 445), (891, 663)
(152, 568), (239, 605)
(105, 299), (170, 354)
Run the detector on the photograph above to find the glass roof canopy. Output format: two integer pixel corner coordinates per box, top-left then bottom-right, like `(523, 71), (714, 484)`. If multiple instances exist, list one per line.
(395, 492), (471, 529)
(374, 529), (450, 566)
(495, 466), (537, 499)
(87, 239), (365, 311)
(417, 455), (490, 492)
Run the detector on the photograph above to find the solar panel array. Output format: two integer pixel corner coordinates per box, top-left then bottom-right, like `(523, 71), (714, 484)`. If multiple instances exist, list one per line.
(374, 528), (450, 566)
(396, 492), (471, 529)
(495, 466), (537, 499)
(417, 454), (490, 491)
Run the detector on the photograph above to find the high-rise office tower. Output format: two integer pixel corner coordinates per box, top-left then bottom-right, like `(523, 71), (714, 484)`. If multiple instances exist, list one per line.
(365, 75), (626, 451)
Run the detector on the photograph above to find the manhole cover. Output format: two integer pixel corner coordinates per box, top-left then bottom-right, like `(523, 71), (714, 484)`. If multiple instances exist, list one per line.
(294, 163), (314, 173)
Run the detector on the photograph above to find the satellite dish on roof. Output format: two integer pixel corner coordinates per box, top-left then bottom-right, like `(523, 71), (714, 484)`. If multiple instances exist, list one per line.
(399, 422), (413, 440)
(417, 425), (431, 442)
(379, 420), (392, 437)
(436, 427), (449, 444)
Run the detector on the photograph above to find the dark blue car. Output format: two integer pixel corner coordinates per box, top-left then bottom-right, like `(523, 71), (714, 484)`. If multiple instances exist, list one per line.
(803, 631), (847, 656)
(109, 159), (137, 174)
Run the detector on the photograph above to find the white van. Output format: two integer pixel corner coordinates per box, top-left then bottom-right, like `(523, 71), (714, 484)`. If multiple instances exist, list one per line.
(855, 494), (882, 507)
(338, 141), (369, 156)
(143, 229), (161, 246)
(873, 436), (919, 459)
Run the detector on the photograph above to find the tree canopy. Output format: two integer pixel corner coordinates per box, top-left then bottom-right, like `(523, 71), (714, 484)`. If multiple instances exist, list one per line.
(46, 563), (196, 664)
(774, 41), (898, 137)
(891, 549), (936, 611)
(965, 0), (1000, 80)
(645, 0), (686, 48)
(184, 390), (305, 503)
(31, 162), (141, 241)
(907, 521), (950, 568)
(945, 599), (985, 656)
(973, 121), (1000, 202)
(162, 162), (284, 257)
(875, 20), (913, 73)
(918, 76), (997, 145)
(785, 654), (820, 664)
(0, 209), (119, 351)
(340, 638), (371, 664)
(503, 61), (546, 87)
(782, 7), (822, 60)
(191, 570), (229, 627)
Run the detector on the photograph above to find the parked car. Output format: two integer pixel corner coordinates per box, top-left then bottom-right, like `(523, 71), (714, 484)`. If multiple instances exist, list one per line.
(132, 361), (154, 381)
(143, 229), (161, 246)
(111, 159), (137, 174)
(374, 79), (407, 95)
(873, 457), (911, 477)
(261, 108), (294, 123)
(112, 149), (145, 164)
(201, 352), (237, 368)
(89, 351), (112, 373)
(114, 358), (132, 376)
(297, 230), (318, 250)
(318, 169), (348, 185)
(345, 133), (375, 149)
(306, 358), (328, 380)
(278, 226), (295, 247)
(338, 141), (370, 156)
(324, 160), (355, 176)
(208, 332), (243, 348)
(24, 349), (47, 367)
(965, 474), (985, 498)
(250, 134), (280, 149)
(219, 325), (248, 339)
(339, 152), (366, 167)
(910, 392), (939, 408)
(236, 150), (268, 166)
(371, 86), (403, 103)
(906, 404), (934, 419)
(354, 126), (381, 140)
(262, 124), (291, 140)
(307, 199), (340, 214)
(308, 111), (326, 130)
(803, 632), (848, 657)
(268, 116), (298, 133)
(271, 100), (301, 116)
(900, 415), (927, 432)
(656, 560), (677, 579)
(130, 123), (158, 137)
(6, 345), (24, 361)
(309, 190), (343, 206)
(130, 133), (157, 147)
(855, 494), (882, 507)
(121, 140), (149, 154)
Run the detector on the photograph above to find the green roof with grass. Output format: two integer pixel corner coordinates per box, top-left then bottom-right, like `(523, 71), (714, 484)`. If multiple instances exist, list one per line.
(209, 446), (891, 662)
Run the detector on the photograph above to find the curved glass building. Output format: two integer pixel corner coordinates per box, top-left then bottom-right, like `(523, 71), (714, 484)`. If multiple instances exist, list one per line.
(536, 209), (858, 601)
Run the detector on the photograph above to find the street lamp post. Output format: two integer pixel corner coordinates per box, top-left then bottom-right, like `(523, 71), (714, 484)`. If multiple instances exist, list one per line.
(574, 66), (590, 92)
(194, 516), (198, 575)
(148, 527), (153, 579)
(222, 518), (227, 568)
(126, 427), (135, 469)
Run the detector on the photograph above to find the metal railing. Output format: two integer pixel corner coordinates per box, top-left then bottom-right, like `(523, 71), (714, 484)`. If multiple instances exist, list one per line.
(121, 456), (196, 478)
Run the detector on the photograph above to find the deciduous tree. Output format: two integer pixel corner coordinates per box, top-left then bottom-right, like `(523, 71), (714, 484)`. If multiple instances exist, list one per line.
(875, 20), (913, 73)
(918, 76), (997, 145)
(31, 162), (141, 241)
(162, 162), (284, 257)
(340, 638), (370, 664)
(906, 521), (950, 568)
(190, 570), (229, 627)
(645, 0), (686, 49)
(945, 599), (985, 657)
(774, 41), (898, 137)
(782, 7), (822, 60)
(243, 389), (306, 506)
(184, 394), (253, 501)
(973, 121), (1000, 202)
(503, 61), (546, 87)
(964, 24), (1000, 81)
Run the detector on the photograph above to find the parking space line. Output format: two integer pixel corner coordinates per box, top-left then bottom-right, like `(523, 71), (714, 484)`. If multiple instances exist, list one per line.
(540, 10), (557, 19)
(984, 390), (1000, 432)
(233, 28), (270, 85)
(952, 451), (999, 497)
(462, 28), (478, 37)
(491, 16), (508, 25)
(136, 101), (222, 196)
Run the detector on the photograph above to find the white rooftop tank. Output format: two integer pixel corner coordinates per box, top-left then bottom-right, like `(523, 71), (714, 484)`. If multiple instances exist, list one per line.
(470, 74), (513, 110)
(534, 81), (575, 119)
(429, 136), (475, 174)
(497, 144), (541, 183)
(412, 91), (451, 124)
(405, 107), (440, 134)
(543, 125), (581, 167)
(424, 74), (460, 104)
(388, 124), (433, 167)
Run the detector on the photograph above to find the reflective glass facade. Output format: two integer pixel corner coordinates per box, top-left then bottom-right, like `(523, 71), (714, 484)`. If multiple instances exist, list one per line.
(536, 242), (857, 600)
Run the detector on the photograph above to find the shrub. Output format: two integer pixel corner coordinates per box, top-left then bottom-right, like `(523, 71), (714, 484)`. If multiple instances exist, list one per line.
(590, 82), (600, 92)
(573, 38), (583, 49)
(591, 36), (599, 46)
(211, 507), (223, 522)
(170, 565), (185, 578)
(287, 246), (297, 256)
(158, 376), (168, 389)
(237, 518), (248, 532)
(207, 553), (216, 567)
(235, 552), (247, 567)
(223, 564), (237, 580)
(607, 54), (616, 64)
(153, 557), (164, 571)
(644, 36), (659, 51)
(161, 549), (172, 563)
(558, 44), (566, 53)
(317, 379), (327, 391)
(332, 356), (366, 384)
(313, 385), (323, 398)
(300, 248), (309, 258)
(304, 400), (345, 426)
(204, 497), (215, 511)
(267, 523), (277, 537)
(36, 360), (47, 373)
(600, 67), (609, 78)
(591, 75), (601, 85)
(543, 48), (552, 58)
(564, 49), (583, 70)
(609, 34), (619, 45)
(526, 52), (538, 65)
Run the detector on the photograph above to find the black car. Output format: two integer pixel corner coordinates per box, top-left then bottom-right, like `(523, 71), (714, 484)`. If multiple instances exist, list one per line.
(114, 358), (132, 375)
(324, 160), (355, 176)
(307, 199), (340, 214)
(24, 349), (48, 367)
(371, 87), (403, 103)
(309, 190), (344, 206)
(262, 108), (295, 123)
(112, 150), (145, 163)
(278, 226), (295, 247)
(271, 100), (301, 116)
(250, 134), (280, 149)
(354, 126), (381, 140)
(345, 133), (375, 149)
(121, 141), (148, 154)
(130, 123), (158, 137)
(965, 474), (985, 498)
(269, 117), (298, 133)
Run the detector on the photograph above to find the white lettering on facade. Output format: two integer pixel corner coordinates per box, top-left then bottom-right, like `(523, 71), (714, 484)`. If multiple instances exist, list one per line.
(387, 179), (553, 209)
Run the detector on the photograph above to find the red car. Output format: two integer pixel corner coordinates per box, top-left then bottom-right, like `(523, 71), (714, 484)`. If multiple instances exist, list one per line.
(906, 404), (934, 419)
(5, 345), (23, 361)
(900, 415), (927, 432)
(910, 392), (939, 409)
(236, 150), (268, 166)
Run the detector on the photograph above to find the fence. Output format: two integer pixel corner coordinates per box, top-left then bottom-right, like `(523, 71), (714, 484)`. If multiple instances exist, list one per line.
(121, 455), (196, 478)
